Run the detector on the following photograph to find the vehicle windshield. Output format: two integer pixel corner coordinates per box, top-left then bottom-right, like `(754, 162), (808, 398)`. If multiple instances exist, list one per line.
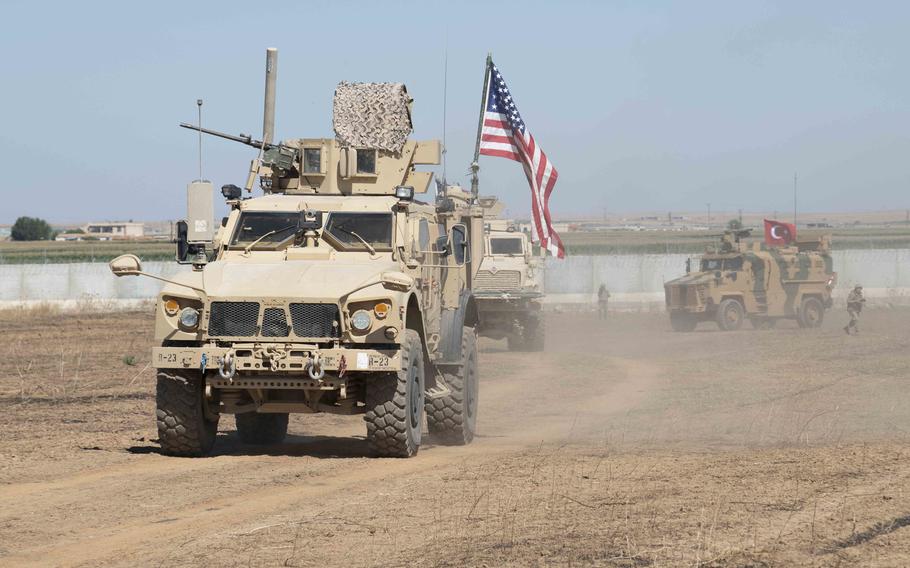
(230, 212), (300, 248)
(490, 237), (523, 255)
(701, 257), (743, 271)
(324, 213), (393, 251)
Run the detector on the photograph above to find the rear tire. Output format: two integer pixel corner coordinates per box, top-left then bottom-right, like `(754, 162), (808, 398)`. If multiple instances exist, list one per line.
(669, 312), (697, 332)
(156, 370), (219, 457)
(365, 329), (424, 457)
(525, 315), (545, 352)
(234, 412), (289, 445)
(798, 297), (825, 328)
(427, 327), (479, 445)
(715, 299), (745, 331)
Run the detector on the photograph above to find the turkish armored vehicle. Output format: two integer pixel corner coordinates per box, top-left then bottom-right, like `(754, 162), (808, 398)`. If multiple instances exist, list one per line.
(664, 229), (835, 332)
(471, 196), (544, 350)
(110, 50), (483, 458)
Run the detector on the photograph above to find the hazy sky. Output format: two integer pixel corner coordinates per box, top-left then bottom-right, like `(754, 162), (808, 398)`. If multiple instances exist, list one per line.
(1, 0), (907, 224)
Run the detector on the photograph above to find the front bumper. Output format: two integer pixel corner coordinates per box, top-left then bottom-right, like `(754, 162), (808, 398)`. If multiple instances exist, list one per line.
(153, 343), (401, 374)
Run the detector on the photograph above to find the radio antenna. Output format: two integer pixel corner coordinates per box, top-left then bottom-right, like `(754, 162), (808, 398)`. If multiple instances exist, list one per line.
(196, 99), (204, 182)
(441, 28), (449, 184)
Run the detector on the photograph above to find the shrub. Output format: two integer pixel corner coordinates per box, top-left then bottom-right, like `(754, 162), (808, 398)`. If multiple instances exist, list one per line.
(11, 216), (55, 241)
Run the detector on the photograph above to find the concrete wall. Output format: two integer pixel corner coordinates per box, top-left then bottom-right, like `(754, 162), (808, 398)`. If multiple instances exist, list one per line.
(0, 249), (907, 310)
(543, 249), (910, 309)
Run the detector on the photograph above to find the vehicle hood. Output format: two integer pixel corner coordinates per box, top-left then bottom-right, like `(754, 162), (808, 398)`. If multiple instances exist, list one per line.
(665, 272), (715, 287)
(199, 259), (401, 301)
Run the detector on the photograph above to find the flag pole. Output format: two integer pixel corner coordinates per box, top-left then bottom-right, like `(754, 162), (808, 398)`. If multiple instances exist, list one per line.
(470, 53), (493, 200)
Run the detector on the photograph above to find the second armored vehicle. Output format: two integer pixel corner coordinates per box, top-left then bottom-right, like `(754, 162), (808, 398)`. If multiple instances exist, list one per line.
(664, 230), (836, 331)
(472, 197), (545, 351)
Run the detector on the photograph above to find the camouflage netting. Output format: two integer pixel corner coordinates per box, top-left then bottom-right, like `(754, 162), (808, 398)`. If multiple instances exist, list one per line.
(333, 82), (412, 154)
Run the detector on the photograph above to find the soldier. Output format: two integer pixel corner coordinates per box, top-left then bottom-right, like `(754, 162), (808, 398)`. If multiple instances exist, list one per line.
(597, 283), (610, 320)
(843, 284), (865, 335)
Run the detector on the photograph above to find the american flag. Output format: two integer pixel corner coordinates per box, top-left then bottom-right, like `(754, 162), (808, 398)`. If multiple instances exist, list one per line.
(479, 62), (565, 258)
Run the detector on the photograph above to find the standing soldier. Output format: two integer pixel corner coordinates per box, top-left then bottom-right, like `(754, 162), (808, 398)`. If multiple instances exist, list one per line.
(597, 283), (610, 320)
(844, 284), (865, 335)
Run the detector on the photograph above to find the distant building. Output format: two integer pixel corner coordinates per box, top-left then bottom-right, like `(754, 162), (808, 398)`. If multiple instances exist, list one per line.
(81, 222), (144, 239)
(0, 226), (10, 240)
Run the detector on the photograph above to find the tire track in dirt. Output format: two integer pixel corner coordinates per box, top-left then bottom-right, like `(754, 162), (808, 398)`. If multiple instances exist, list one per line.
(0, 348), (664, 567)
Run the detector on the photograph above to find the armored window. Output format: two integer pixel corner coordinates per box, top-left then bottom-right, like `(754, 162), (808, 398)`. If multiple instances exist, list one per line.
(230, 211), (301, 248)
(490, 237), (523, 255)
(303, 148), (322, 174)
(356, 149), (376, 174)
(725, 257), (743, 270)
(325, 212), (393, 251)
(701, 259), (722, 271)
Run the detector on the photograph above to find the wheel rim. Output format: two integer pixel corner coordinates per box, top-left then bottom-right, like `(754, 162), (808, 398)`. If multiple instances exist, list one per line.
(806, 304), (820, 325)
(726, 306), (740, 325)
(408, 364), (422, 432)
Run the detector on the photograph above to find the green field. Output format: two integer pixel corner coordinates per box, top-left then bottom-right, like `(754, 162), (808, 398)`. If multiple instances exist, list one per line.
(0, 240), (175, 264)
(1, 227), (908, 264)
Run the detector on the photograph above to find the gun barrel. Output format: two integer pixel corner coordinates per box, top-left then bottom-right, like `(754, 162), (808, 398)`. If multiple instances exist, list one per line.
(178, 123), (269, 149)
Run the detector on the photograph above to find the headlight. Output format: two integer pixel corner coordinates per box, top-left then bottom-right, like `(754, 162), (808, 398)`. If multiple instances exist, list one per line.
(351, 309), (372, 331)
(179, 307), (199, 329)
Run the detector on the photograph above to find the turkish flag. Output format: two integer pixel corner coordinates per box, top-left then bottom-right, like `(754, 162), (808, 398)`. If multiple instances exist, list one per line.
(764, 219), (796, 246)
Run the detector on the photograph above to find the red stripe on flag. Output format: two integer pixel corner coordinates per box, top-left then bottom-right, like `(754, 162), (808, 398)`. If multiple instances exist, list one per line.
(479, 148), (521, 161)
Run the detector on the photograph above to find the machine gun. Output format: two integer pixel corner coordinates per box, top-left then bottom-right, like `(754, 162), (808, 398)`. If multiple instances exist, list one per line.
(179, 123), (299, 180)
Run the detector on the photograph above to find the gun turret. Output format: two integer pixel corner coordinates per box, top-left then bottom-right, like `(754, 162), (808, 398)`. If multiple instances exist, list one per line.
(179, 123), (299, 179)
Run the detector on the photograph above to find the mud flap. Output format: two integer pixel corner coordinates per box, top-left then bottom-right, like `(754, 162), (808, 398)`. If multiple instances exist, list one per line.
(438, 290), (476, 365)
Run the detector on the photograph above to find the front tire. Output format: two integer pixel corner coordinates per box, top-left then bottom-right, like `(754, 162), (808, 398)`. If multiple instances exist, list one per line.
(156, 370), (219, 457)
(235, 412), (289, 445)
(427, 327), (479, 445)
(524, 315), (545, 352)
(715, 299), (745, 331)
(798, 297), (825, 328)
(365, 329), (424, 457)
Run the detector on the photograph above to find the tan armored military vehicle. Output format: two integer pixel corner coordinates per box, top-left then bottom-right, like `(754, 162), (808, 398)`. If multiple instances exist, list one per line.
(664, 229), (835, 331)
(110, 50), (483, 458)
(471, 197), (545, 350)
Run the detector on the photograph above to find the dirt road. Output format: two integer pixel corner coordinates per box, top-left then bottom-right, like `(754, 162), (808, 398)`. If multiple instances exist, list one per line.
(1, 308), (909, 566)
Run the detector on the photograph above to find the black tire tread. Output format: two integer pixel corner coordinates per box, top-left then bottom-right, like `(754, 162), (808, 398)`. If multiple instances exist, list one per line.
(364, 329), (422, 457)
(426, 327), (478, 445)
(156, 370), (218, 457)
(234, 412), (289, 445)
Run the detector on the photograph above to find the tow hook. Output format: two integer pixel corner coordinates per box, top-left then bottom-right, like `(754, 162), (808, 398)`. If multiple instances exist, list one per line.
(218, 353), (236, 380)
(308, 354), (325, 380)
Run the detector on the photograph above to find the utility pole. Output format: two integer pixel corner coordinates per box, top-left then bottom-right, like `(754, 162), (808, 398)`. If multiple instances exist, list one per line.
(793, 172), (798, 229)
(706, 203), (711, 224)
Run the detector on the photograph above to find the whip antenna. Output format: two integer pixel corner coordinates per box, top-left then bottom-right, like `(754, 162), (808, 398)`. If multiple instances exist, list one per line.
(196, 99), (204, 181)
(442, 29), (449, 184)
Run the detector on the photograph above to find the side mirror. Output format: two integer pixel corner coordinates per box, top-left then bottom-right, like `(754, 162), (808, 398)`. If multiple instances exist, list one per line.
(452, 224), (469, 266)
(110, 254), (142, 277)
(175, 221), (189, 262)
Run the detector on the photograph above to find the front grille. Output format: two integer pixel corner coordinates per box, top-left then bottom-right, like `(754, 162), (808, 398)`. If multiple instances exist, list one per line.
(261, 308), (290, 337)
(209, 301), (260, 337)
(289, 303), (340, 338)
(474, 270), (521, 291)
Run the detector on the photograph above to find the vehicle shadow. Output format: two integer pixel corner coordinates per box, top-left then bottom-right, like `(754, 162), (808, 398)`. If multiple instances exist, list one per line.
(127, 431), (496, 458)
(127, 433), (374, 459)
